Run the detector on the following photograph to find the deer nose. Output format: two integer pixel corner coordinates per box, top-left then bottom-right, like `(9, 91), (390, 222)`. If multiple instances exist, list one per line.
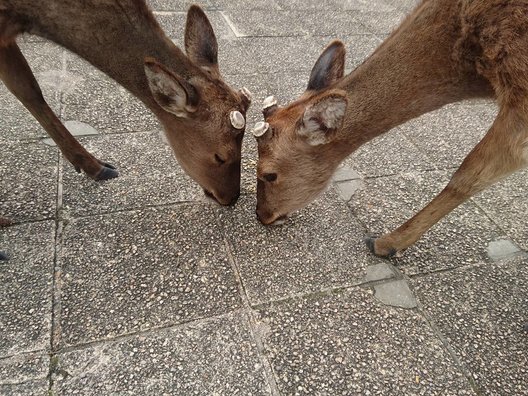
(256, 206), (284, 225)
(228, 191), (240, 206)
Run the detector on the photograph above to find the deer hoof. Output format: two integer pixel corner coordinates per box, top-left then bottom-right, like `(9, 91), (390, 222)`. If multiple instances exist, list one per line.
(0, 251), (9, 261)
(365, 236), (397, 258)
(95, 164), (119, 181)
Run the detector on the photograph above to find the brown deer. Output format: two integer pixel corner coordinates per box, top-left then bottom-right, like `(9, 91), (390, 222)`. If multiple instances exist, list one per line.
(252, 0), (528, 258)
(0, 1), (251, 208)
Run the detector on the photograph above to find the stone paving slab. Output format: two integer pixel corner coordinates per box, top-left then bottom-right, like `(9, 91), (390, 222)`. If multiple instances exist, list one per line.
(0, 139), (58, 223)
(52, 312), (270, 395)
(254, 287), (475, 395)
(147, 0), (214, 11)
(0, 222), (54, 357)
(347, 170), (505, 275)
(0, 353), (49, 396)
(217, 191), (379, 305)
(412, 257), (528, 396)
(59, 204), (241, 347)
(155, 10), (235, 40)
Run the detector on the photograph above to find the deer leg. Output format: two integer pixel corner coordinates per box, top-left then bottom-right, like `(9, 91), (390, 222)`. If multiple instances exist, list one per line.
(367, 106), (528, 257)
(0, 42), (118, 180)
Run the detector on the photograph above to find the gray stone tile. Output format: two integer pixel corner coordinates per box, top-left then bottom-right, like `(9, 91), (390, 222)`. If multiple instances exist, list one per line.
(0, 222), (54, 357)
(218, 35), (381, 76)
(0, 41), (62, 141)
(413, 258), (528, 396)
(348, 170), (504, 275)
(255, 287), (474, 395)
(354, 10), (406, 35)
(154, 11), (234, 40)
(146, 0), (214, 11)
(211, 0), (281, 10)
(217, 190), (378, 305)
(52, 312), (270, 395)
(343, 129), (432, 178)
(383, 0), (421, 13)
(473, 168), (528, 250)
(60, 204), (242, 346)
(0, 139), (57, 223)
(61, 132), (202, 217)
(401, 102), (499, 170)
(61, 51), (159, 134)
(0, 352), (49, 396)
(223, 10), (370, 37)
(275, 0), (395, 12)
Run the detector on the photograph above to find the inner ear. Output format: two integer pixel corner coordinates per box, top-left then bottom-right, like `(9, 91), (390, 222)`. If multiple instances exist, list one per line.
(185, 5), (220, 76)
(307, 40), (346, 91)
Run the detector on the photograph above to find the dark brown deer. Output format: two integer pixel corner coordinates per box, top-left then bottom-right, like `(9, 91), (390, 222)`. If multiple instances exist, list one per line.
(0, 1), (251, 208)
(252, 0), (528, 257)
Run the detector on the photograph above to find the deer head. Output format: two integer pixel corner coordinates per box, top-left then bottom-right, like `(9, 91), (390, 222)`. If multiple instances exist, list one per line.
(253, 41), (348, 224)
(145, 6), (251, 205)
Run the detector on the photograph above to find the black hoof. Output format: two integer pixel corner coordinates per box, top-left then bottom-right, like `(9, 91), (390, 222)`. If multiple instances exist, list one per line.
(364, 236), (397, 258)
(98, 161), (116, 170)
(0, 251), (9, 261)
(95, 165), (119, 181)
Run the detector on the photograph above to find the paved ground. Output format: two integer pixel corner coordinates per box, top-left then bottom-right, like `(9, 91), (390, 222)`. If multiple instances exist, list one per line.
(1, 0), (527, 395)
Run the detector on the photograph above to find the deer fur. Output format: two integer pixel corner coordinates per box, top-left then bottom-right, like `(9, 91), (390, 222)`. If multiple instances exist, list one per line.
(253, 0), (528, 257)
(0, 1), (251, 207)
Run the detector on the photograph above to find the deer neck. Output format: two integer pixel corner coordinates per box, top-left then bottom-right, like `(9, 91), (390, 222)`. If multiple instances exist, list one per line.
(335, 0), (492, 158)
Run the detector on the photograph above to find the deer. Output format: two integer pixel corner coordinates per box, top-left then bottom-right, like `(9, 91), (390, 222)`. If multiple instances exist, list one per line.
(252, 0), (528, 258)
(0, 1), (252, 259)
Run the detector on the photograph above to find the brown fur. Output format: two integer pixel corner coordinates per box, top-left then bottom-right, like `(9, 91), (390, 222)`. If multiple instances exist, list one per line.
(0, 0), (250, 206)
(255, 0), (528, 256)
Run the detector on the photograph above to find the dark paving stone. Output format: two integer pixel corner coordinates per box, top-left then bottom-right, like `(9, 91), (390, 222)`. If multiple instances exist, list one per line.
(223, 10), (371, 37)
(473, 168), (528, 251)
(52, 313), (271, 395)
(217, 191), (378, 305)
(0, 352), (49, 396)
(413, 258), (528, 396)
(348, 170), (504, 275)
(60, 204), (242, 347)
(0, 222), (54, 357)
(255, 287), (474, 395)
(61, 132), (202, 217)
(0, 139), (58, 223)
(0, 41), (62, 141)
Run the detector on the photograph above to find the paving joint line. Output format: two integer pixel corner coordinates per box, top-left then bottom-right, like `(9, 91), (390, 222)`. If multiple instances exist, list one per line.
(222, 238), (282, 396)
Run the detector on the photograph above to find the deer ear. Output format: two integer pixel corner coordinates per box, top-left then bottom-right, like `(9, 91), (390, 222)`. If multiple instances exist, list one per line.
(185, 5), (219, 76)
(144, 58), (199, 118)
(307, 41), (345, 91)
(298, 90), (347, 146)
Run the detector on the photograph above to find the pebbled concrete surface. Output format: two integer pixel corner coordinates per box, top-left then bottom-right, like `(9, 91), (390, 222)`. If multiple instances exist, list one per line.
(0, 0), (526, 395)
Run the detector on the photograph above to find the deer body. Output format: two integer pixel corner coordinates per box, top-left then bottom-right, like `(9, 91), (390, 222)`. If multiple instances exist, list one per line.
(254, 0), (528, 257)
(0, 0), (250, 205)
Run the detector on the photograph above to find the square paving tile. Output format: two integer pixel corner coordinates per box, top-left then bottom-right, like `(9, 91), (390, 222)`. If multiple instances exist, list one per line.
(61, 132), (202, 217)
(0, 221), (55, 357)
(52, 312), (271, 395)
(347, 170), (504, 274)
(146, 0), (214, 11)
(217, 190), (378, 305)
(0, 352), (50, 396)
(154, 11), (234, 40)
(412, 257), (528, 396)
(255, 287), (474, 395)
(60, 204), (242, 347)
(0, 139), (58, 223)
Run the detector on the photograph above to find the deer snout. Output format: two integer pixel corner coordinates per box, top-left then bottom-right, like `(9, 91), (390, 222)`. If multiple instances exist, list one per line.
(204, 189), (240, 206)
(256, 206), (287, 226)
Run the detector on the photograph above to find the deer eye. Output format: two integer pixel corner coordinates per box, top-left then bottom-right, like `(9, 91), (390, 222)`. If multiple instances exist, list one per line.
(263, 173), (277, 182)
(214, 154), (226, 165)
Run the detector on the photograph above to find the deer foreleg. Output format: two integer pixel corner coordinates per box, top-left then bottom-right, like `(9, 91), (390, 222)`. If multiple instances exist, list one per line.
(367, 106), (528, 257)
(0, 42), (118, 180)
